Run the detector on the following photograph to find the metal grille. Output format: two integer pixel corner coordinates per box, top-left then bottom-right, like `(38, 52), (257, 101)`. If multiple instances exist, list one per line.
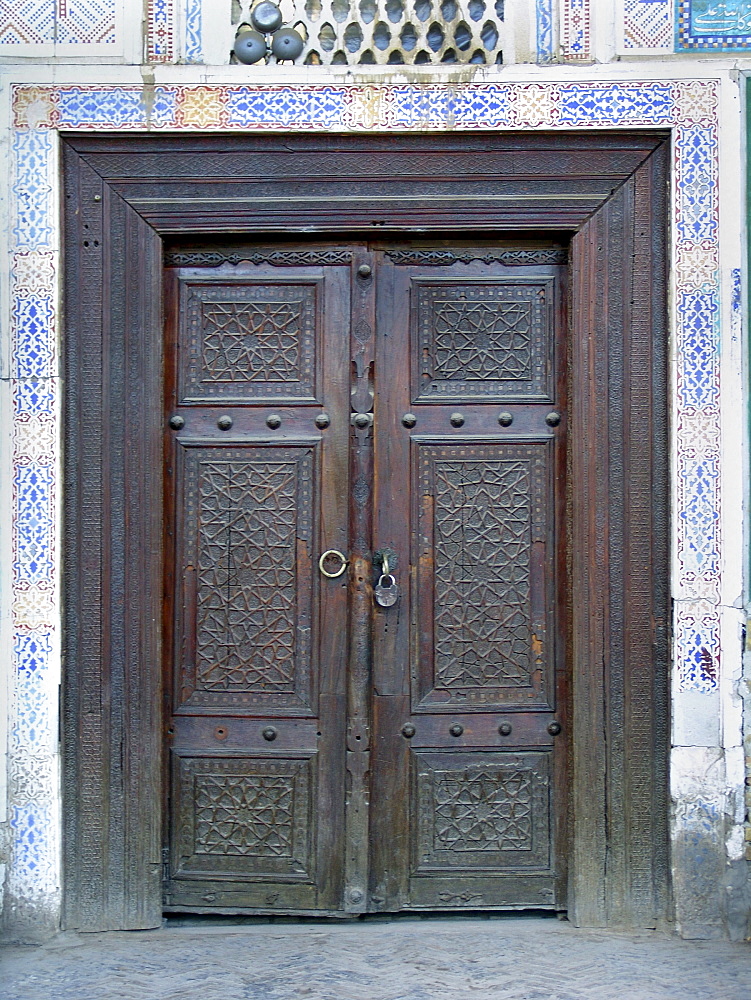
(233, 0), (505, 65)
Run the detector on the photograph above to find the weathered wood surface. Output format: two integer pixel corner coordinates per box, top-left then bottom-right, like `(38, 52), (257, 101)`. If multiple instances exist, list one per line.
(62, 133), (670, 930)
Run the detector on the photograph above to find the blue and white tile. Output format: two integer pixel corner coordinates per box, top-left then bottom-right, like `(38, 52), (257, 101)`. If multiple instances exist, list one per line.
(621, 0), (674, 51)
(13, 464), (55, 588)
(184, 0), (203, 62)
(676, 0), (751, 51)
(535, 0), (554, 61)
(558, 81), (675, 125)
(12, 130), (54, 252)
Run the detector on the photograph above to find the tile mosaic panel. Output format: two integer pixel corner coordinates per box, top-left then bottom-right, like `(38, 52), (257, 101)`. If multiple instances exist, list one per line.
(56, 85), (178, 128)
(148, 0), (175, 61)
(561, 0), (591, 60)
(677, 0), (751, 51)
(6, 77), (725, 923)
(535, 0), (554, 61)
(557, 81), (675, 125)
(675, 601), (720, 691)
(0, 0), (55, 44)
(0, 0), (116, 45)
(55, 0), (116, 43)
(13, 131), (54, 250)
(184, 0), (202, 62)
(623, 0), (673, 50)
(9, 629), (58, 896)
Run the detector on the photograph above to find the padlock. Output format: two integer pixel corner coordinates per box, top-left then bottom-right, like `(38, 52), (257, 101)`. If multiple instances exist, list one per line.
(374, 573), (399, 607)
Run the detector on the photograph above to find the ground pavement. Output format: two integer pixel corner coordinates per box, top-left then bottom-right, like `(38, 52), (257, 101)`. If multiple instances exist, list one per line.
(2, 914), (750, 1000)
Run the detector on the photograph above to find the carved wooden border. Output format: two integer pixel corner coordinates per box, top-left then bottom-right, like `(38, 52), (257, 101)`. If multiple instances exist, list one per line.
(62, 132), (669, 931)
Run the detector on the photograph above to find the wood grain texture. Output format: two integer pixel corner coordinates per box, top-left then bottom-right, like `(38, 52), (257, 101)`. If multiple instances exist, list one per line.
(568, 143), (669, 928)
(62, 147), (164, 931)
(62, 132), (670, 931)
(161, 261), (351, 915)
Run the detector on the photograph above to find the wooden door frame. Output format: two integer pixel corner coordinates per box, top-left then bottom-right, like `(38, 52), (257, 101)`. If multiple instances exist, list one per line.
(61, 131), (670, 931)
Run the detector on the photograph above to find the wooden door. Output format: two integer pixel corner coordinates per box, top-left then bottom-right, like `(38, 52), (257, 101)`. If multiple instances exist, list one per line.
(370, 248), (568, 911)
(162, 242), (567, 914)
(163, 253), (352, 913)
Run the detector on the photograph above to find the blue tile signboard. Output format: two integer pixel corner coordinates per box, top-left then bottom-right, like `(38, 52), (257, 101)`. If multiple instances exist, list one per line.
(677, 0), (751, 50)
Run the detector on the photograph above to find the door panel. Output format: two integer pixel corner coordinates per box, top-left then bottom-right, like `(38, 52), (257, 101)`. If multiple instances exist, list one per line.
(174, 444), (317, 714)
(163, 261), (350, 913)
(370, 252), (567, 911)
(163, 244), (568, 915)
(413, 440), (555, 712)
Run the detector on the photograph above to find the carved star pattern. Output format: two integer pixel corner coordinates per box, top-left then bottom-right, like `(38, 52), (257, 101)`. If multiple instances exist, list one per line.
(434, 460), (531, 688)
(201, 300), (302, 383)
(197, 461), (300, 692)
(195, 773), (295, 857)
(434, 768), (533, 851)
(433, 300), (532, 380)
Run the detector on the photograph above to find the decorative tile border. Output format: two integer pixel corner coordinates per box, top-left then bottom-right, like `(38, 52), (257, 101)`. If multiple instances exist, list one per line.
(148, 0), (175, 62)
(677, 0), (751, 52)
(536, 0), (554, 62)
(184, 0), (202, 62)
(561, 0), (591, 60)
(6, 77), (724, 913)
(623, 0), (674, 50)
(0, 0), (116, 45)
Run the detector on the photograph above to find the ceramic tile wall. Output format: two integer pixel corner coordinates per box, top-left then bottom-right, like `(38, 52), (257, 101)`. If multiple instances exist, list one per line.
(2, 67), (745, 937)
(0, 0), (116, 45)
(621, 0), (751, 54)
(0, 2), (574, 65)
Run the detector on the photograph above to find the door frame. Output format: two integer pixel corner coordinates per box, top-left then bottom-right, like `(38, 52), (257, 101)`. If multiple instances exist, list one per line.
(61, 131), (670, 931)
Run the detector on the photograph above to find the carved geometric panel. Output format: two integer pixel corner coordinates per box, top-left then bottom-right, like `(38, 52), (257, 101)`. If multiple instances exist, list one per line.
(176, 445), (315, 713)
(414, 442), (553, 710)
(171, 754), (314, 880)
(412, 280), (553, 403)
(179, 280), (319, 403)
(413, 751), (552, 872)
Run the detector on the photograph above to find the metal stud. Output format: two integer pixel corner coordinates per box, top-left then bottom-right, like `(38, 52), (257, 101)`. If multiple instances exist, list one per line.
(169, 415), (184, 430)
(450, 412), (465, 427)
(262, 726), (278, 741)
(357, 264), (372, 279)
(498, 722), (512, 736)
(546, 412), (561, 427)
(498, 411), (513, 427)
(449, 723), (464, 737)
(315, 413), (330, 429)
(266, 413), (282, 429)
(402, 413), (417, 428)
(354, 412), (371, 429)
(401, 723), (416, 738)
(548, 721), (562, 736)
(217, 415), (233, 430)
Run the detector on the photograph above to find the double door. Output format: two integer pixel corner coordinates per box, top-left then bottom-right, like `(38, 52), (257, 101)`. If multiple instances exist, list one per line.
(163, 242), (568, 914)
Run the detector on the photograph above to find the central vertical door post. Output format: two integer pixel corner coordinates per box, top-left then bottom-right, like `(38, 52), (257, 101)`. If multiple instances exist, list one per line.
(345, 250), (377, 912)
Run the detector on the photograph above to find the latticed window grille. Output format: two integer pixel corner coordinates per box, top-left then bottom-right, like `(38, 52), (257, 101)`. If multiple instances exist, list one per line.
(233, 0), (506, 65)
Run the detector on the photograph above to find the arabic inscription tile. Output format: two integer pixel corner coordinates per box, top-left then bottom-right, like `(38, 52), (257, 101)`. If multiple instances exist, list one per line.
(677, 0), (751, 50)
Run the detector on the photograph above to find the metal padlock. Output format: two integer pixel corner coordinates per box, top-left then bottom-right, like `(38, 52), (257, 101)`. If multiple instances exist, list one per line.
(374, 573), (399, 607)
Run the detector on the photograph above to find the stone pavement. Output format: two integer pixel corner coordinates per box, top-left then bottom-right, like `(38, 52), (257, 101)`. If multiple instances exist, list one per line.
(2, 915), (750, 1000)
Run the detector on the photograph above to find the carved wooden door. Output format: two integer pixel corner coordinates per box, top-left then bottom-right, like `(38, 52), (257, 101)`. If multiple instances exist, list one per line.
(163, 243), (567, 915)
(369, 248), (568, 912)
(163, 252), (352, 913)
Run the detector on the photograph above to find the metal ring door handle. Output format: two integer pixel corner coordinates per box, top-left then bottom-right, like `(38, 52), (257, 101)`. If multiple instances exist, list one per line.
(318, 549), (349, 578)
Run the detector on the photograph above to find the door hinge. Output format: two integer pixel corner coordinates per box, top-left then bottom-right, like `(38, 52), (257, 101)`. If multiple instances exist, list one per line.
(161, 846), (171, 888)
